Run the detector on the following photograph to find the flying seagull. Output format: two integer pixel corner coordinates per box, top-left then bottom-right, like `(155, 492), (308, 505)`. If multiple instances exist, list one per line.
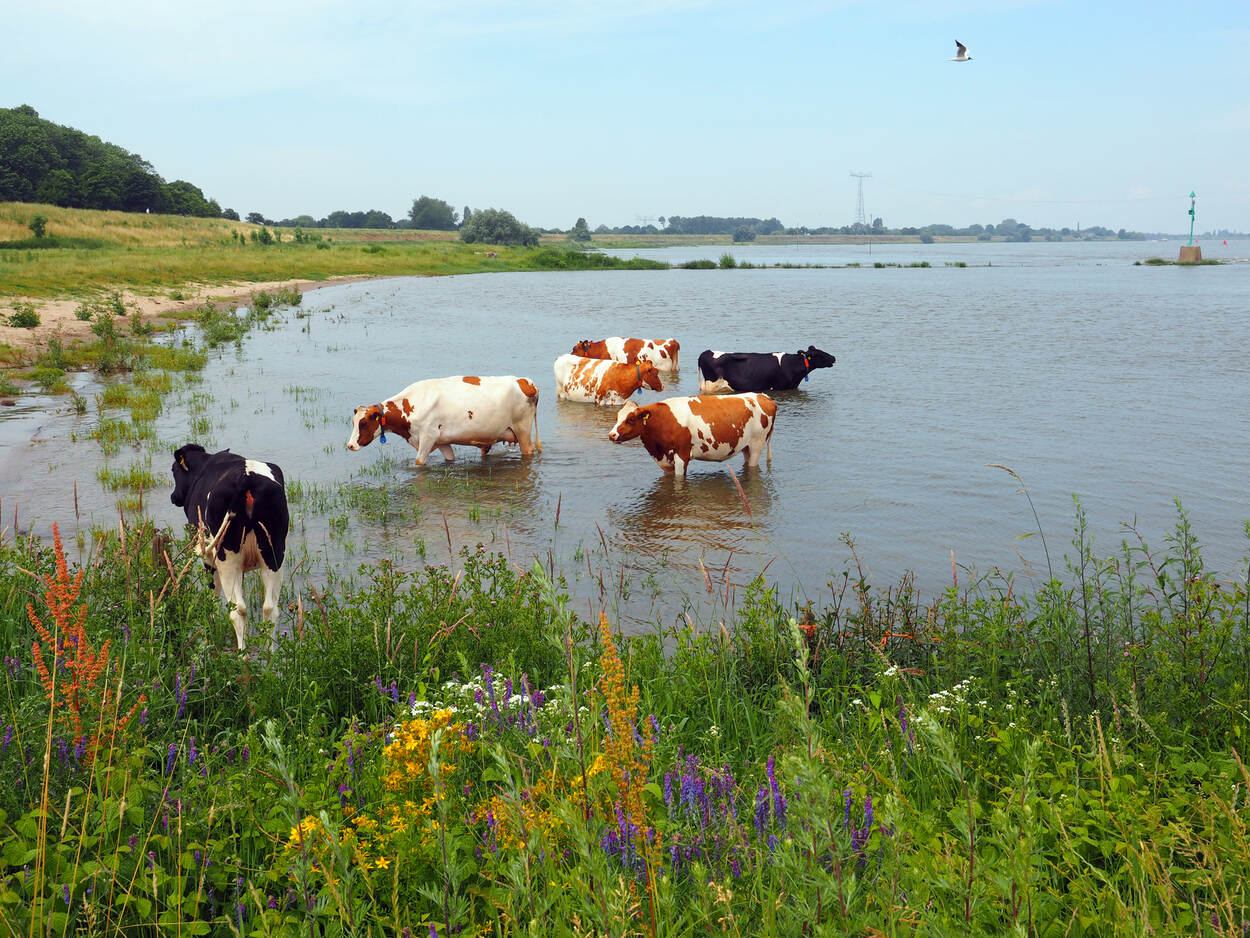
(949, 40), (972, 62)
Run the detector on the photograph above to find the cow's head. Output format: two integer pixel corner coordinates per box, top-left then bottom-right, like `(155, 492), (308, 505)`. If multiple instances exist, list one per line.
(347, 405), (385, 451)
(572, 340), (592, 357)
(638, 361), (664, 392)
(609, 401), (649, 442)
(170, 443), (209, 506)
(802, 346), (837, 369)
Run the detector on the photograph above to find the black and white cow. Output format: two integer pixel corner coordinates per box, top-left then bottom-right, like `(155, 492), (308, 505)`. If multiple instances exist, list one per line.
(170, 444), (289, 650)
(697, 346), (837, 393)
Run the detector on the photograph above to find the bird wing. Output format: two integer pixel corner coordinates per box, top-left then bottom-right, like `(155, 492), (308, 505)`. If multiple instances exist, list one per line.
(955, 40), (967, 56)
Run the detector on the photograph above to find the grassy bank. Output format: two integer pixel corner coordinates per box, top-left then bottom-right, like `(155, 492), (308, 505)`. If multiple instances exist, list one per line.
(1, 504), (1248, 935)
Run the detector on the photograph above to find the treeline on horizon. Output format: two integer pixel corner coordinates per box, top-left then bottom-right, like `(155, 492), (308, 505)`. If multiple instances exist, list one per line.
(0, 105), (228, 219)
(5, 105), (1243, 241)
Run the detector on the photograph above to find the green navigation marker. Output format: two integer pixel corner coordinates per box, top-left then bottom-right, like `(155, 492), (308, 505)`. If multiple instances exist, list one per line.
(1188, 191), (1196, 246)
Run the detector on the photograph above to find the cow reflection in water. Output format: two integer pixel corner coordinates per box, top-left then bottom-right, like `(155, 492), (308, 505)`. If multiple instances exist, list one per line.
(370, 457), (546, 563)
(606, 469), (777, 561)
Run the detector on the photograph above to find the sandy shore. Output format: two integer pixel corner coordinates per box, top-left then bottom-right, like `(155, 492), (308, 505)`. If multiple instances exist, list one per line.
(0, 275), (384, 362)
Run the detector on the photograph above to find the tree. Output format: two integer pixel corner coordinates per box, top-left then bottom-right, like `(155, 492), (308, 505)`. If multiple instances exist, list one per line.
(35, 169), (78, 207)
(246, 212), (265, 225)
(221, 208), (240, 221)
(732, 225), (756, 242)
(28, 214), (47, 238)
(872, 217), (884, 231)
(408, 196), (458, 230)
(459, 207), (539, 246)
(462, 206), (471, 229)
(567, 217), (591, 242)
(362, 210), (394, 229)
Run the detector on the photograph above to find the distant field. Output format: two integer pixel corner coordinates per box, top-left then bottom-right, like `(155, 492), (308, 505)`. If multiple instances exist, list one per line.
(0, 203), (530, 301)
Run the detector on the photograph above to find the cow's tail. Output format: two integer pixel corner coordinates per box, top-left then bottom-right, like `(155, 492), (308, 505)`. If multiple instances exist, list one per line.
(530, 392), (542, 453)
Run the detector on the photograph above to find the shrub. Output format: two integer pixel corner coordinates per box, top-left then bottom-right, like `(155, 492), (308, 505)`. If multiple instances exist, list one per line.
(459, 207), (540, 247)
(719, 252), (737, 269)
(28, 214), (47, 238)
(6, 302), (40, 328)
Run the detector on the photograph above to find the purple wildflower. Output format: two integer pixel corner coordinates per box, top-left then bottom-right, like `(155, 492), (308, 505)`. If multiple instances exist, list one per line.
(62, 884), (70, 905)
(753, 784), (769, 836)
(165, 742), (176, 775)
(175, 672), (186, 720)
(188, 737), (197, 766)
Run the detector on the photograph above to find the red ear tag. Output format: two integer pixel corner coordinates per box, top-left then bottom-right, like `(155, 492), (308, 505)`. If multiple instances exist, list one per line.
(803, 356), (810, 382)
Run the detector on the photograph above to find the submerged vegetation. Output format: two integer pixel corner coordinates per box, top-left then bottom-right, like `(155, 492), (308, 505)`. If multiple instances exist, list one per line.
(0, 502), (1248, 935)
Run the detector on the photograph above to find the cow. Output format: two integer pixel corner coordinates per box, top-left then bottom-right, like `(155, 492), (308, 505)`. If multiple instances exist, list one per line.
(608, 393), (777, 475)
(553, 354), (663, 406)
(571, 337), (680, 372)
(697, 346), (836, 393)
(347, 375), (541, 465)
(170, 444), (289, 651)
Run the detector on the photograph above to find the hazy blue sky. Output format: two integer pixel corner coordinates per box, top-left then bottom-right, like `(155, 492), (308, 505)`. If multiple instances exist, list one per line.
(7, 1), (1247, 232)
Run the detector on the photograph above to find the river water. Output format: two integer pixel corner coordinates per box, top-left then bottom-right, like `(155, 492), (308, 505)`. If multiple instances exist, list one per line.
(2, 239), (1248, 628)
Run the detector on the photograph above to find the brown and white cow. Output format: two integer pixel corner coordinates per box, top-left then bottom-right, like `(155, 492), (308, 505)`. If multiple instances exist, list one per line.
(347, 376), (541, 465)
(571, 337), (680, 372)
(608, 393), (777, 475)
(553, 354), (663, 406)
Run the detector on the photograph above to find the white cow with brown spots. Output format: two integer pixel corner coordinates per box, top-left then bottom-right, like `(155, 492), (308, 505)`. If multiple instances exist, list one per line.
(608, 392), (776, 475)
(571, 337), (680, 372)
(347, 376), (541, 465)
(554, 354), (664, 406)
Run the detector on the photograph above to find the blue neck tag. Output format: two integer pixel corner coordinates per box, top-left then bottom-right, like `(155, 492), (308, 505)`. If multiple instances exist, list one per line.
(636, 362), (644, 395)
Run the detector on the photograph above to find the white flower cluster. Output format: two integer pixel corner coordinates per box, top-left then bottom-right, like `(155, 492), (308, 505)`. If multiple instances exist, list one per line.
(926, 678), (974, 716)
(408, 673), (572, 736)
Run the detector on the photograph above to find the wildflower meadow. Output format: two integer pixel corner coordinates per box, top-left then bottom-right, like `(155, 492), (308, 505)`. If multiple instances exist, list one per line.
(1, 506), (1248, 936)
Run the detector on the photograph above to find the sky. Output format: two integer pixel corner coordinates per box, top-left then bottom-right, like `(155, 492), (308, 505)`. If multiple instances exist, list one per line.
(5, 0), (1248, 233)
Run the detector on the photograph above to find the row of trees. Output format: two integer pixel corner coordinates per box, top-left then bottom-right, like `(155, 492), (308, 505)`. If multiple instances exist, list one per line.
(570, 213), (1159, 241)
(258, 196), (471, 231)
(0, 105), (227, 217)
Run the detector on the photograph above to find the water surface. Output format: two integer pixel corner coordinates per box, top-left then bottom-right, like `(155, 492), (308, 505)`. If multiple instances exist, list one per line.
(3, 240), (1248, 628)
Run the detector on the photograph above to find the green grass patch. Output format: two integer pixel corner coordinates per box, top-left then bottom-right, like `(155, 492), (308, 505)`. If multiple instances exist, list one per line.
(0, 501), (1247, 934)
(95, 462), (160, 491)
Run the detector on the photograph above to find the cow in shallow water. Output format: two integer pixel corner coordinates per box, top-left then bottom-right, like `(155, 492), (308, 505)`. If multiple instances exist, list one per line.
(608, 393), (776, 475)
(554, 354), (663, 406)
(571, 337), (680, 371)
(697, 346), (836, 392)
(170, 444), (288, 650)
(347, 375), (541, 465)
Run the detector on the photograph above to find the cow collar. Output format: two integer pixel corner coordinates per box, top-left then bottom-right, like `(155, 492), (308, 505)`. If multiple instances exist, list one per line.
(635, 361), (643, 395)
(803, 354), (810, 382)
(376, 403), (388, 443)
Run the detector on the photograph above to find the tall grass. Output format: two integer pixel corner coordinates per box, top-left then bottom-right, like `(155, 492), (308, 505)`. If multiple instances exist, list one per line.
(1, 504), (1247, 935)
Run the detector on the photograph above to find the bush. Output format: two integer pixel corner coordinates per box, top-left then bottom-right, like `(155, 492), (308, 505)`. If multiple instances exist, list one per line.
(28, 214), (47, 239)
(719, 252), (738, 269)
(459, 207), (540, 247)
(6, 302), (40, 328)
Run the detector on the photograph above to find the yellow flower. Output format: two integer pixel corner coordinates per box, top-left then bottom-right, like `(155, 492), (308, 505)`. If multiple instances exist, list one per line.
(375, 856), (390, 869)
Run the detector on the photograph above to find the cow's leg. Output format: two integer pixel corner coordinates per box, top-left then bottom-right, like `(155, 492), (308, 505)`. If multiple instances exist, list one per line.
(216, 556), (249, 650)
(478, 444), (492, 457)
(259, 565), (282, 647)
(438, 444), (456, 461)
(411, 434), (438, 466)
